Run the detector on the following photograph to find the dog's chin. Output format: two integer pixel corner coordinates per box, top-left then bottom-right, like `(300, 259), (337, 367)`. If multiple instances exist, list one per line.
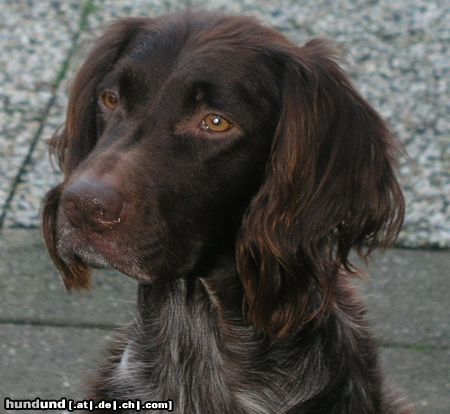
(74, 247), (112, 270)
(57, 233), (155, 284)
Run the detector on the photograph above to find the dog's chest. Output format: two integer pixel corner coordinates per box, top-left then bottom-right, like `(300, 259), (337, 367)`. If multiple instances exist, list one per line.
(102, 279), (304, 413)
(107, 324), (289, 414)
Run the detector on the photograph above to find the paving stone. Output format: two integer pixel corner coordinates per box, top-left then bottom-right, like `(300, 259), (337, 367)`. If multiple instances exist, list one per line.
(380, 347), (450, 414)
(4, 0), (192, 229)
(358, 249), (450, 348)
(0, 228), (449, 412)
(2, 231), (448, 349)
(2, 0), (449, 247)
(0, 324), (111, 402)
(0, 229), (136, 327)
(0, 324), (447, 412)
(0, 1), (84, 219)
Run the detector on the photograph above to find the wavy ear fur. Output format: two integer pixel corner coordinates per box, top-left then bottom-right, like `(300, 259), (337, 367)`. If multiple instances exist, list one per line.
(237, 39), (405, 338)
(51, 18), (149, 173)
(42, 18), (149, 290)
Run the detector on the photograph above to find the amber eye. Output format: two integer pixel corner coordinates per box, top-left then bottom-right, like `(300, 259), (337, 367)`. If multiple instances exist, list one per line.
(200, 114), (233, 133)
(101, 91), (118, 110)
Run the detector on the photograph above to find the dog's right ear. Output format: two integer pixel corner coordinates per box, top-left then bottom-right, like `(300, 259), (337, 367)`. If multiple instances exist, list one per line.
(43, 18), (149, 290)
(50, 18), (149, 175)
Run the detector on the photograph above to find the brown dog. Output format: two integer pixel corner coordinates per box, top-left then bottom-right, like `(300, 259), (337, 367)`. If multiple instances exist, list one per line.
(43, 12), (410, 413)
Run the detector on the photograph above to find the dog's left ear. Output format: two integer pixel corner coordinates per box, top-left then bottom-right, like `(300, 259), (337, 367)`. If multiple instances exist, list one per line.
(237, 39), (405, 338)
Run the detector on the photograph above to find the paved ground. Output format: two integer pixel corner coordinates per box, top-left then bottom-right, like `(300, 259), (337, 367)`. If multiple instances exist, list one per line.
(0, 0), (449, 247)
(0, 0), (449, 413)
(0, 230), (449, 413)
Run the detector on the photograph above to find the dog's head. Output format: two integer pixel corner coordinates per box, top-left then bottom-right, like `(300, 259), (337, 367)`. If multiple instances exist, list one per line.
(43, 12), (404, 337)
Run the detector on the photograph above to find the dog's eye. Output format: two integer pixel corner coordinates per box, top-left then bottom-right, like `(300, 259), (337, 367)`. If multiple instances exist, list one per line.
(200, 114), (233, 133)
(101, 92), (118, 110)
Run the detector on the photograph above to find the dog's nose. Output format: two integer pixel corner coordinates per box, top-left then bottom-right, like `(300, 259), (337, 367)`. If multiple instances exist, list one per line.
(61, 174), (126, 232)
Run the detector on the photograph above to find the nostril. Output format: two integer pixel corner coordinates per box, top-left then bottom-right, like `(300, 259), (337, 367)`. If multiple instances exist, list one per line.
(62, 199), (79, 215)
(90, 203), (124, 226)
(61, 175), (126, 232)
(62, 196), (84, 228)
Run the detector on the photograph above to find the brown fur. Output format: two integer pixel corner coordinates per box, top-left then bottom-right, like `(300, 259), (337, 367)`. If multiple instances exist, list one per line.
(42, 12), (410, 413)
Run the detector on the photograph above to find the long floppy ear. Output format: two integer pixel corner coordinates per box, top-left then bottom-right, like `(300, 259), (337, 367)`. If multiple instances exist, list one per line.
(51, 18), (149, 173)
(42, 18), (148, 290)
(237, 39), (405, 338)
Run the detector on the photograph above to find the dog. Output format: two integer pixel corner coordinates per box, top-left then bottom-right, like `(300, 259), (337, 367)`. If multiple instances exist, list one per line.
(42, 11), (410, 413)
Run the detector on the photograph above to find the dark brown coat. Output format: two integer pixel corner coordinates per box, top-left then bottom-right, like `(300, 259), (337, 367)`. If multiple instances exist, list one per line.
(42, 12), (410, 413)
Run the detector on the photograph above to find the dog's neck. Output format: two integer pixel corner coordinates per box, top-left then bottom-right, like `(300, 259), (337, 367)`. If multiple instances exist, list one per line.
(134, 254), (265, 411)
(137, 251), (245, 339)
(139, 250), (243, 316)
(125, 254), (370, 412)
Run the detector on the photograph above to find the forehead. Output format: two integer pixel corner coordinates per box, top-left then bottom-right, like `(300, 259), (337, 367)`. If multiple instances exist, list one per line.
(101, 16), (277, 93)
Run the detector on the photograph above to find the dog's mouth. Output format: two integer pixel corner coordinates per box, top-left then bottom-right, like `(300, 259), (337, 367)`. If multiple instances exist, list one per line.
(71, 243), (112, 270)
(56, 223), (155, 284)
(56, 222), (111, 265)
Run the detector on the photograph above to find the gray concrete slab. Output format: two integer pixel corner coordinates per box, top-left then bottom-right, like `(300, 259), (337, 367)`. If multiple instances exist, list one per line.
(0, 229), (136, 327)
(380, 347), (450, 414)
(0, 334), (448, 413)
(0, 324), (110, 402)
(2, 230), (448, 347)
(0, 229), (449, 412)
(1, 326), (447, 413)
(358, 249), (450, 348)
